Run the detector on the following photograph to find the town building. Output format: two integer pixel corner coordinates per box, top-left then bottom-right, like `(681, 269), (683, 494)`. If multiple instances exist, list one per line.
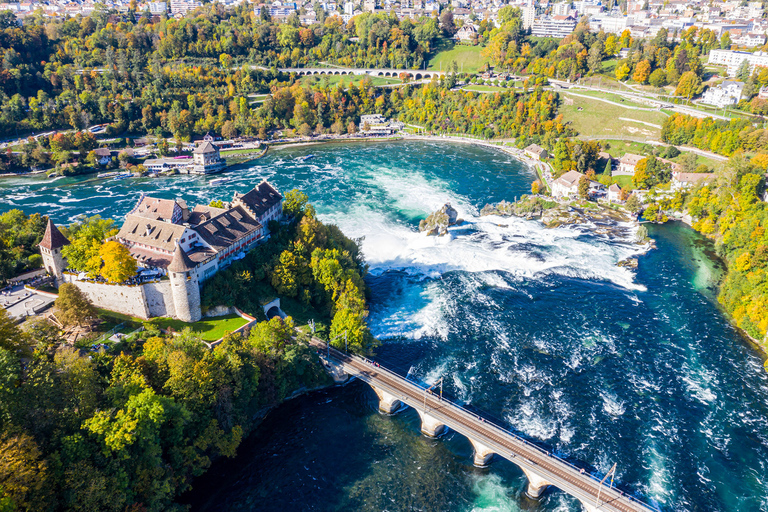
(701, 80), (745, 108)
(41, 182), (283, 323)
(454, 24), (478, 42)
(671, 172), (716, 190)
(708, 49), (768, 77)
(359, 114), (405, 135)
(191, 135), (227, 174)
(617, 153), (644, 176)
(531, 15), (577, 38)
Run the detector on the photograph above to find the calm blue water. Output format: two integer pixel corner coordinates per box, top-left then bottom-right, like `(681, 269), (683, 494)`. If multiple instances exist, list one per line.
(3, 141), (768, 512)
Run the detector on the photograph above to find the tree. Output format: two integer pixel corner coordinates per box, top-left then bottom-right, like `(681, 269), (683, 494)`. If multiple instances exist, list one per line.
(0, 433), (52, 511)
(588, 42), (604, 74)
(649, 69), (667, 87)
(736, 59), (751, 82)
(615, 62), (631, 81)
(720, 31), (732, 50)
(54, 283), (96, 328)
(642, 202), (660, 222)
(221, 120), (238, 140)
(632, 60), (652, 84)
(219, 53), (233, 69)
(62, 216), (116, 276)
(531, 181), (540, 194)
(625, 194), (641, 214)
(0, 309), (23, 353)
(298, 123), (312, 137)
(681, 151), (698, 173)
(99, 241), (136, 283)
(282, 189), (309, 217)
(347, 121), (357, 134)
(675, 71), (702, 98)
(578, 174), (590, 198)
(603, 158), (612, 176)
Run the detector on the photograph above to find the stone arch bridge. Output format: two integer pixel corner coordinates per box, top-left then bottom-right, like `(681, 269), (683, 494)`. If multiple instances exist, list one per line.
(280, 67), (444, 81)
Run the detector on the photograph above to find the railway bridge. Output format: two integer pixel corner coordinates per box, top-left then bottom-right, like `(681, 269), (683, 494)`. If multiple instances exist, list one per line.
(310, 339), (658, 512)
(280, 66), (444, 80)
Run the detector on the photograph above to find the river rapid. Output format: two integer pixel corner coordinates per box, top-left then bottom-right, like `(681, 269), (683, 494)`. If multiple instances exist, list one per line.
(3, 141), (768, 512)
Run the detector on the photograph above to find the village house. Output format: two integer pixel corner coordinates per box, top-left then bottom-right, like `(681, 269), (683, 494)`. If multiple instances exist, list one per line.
(607, 183), (623, 203)
(671, 172), (716, 190)
(93, 148), (112, 165)
(454, 24), (477, 42)
(551, 170), (583, 198)
(524, 144), (548, 161)
(617, 153), (644, 175)
(40, 181), (283, 323)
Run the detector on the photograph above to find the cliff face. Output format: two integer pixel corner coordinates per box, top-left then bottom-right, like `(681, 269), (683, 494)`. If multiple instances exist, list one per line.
(419, 204), (460, 236)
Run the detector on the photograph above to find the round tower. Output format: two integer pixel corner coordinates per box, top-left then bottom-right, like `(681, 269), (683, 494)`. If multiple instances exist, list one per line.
(38, 219), (70, 286)
(168, 244), (201, 323)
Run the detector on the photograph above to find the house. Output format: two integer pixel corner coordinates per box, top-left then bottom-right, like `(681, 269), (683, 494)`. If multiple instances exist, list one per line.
(359, 114), (404, 135)
(524, 144), (548, 161)
(759, 86), (768, 100)
(617, 153), (644, 175)
(191, 135), (226, 175)
(701, 80), (745, 108)
(454, 24), (477, 42)
(551, 170), (583, 198)
(93, 148), (112, 165)
(607, 183), (622, 203)
(42, 182), (283, 323)
(671, 172), (716, 190)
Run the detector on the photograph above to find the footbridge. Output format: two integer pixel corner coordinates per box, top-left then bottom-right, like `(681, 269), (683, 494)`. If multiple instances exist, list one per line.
(310, 339), (658, 512)
(280, 67), (444, 80)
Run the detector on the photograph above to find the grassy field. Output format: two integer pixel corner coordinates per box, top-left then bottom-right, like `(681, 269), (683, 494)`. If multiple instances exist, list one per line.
(220, 147), (264, 155)
(463, 84), (509, 92)
(428, 44), (486, 74)
(567, 89), (651, 109)
(151, 314), (248, 341)
(600, 139), (657, 158)
(612, 175), (634, 188)
(298, 74), (401, 87)
(561, 95), (667, 139)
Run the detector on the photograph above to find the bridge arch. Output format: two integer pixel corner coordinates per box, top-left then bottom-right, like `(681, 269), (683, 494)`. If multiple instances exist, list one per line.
(333, 71), (340, 75)
(415, 73), (423, 80)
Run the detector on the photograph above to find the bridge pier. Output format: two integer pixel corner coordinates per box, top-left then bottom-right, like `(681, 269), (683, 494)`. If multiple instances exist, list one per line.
(468, 438), (495, 467)
(577, 500), (599, 512)
(372, 386), (402, 414)
(521, 466), (552, 499)
(416, 409), (446, 437)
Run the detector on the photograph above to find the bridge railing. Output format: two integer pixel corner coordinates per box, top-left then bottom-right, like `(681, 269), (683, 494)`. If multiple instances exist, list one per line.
(320, 343), (660, 512)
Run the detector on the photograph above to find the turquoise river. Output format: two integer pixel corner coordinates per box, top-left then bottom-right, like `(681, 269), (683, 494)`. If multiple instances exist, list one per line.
(1, 141), (767, 512)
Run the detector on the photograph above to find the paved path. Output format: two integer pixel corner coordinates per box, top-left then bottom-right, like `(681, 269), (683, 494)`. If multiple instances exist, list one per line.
(310, 339), (657, 512)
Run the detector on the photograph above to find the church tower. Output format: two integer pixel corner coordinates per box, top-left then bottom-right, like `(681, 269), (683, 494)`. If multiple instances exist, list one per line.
(168, 244), (201, 322)
(38, 219), (70, 286)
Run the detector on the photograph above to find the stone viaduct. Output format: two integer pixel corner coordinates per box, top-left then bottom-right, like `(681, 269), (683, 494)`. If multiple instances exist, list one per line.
(280, 66), (445, 80)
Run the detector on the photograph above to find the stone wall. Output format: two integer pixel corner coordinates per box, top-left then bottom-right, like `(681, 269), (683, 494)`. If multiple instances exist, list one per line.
(64, 275), (150, 319)
(144, 281), (174, 318)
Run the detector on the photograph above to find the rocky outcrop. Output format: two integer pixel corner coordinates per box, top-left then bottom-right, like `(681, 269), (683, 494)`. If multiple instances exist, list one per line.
(480, 196), (556, 220)
(419, 203), (460, 236)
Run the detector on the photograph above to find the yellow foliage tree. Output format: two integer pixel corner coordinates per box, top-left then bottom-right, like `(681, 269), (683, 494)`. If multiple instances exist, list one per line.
(99, 241), (137, 283)
(615, 62), (631, 81)
(531, 180), (540, 194)
(632, 60), (652, 83)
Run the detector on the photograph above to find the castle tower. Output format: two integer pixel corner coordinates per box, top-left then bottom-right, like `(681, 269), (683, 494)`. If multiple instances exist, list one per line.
(167, 244), (201, 323)
(38, 219), (70, 286)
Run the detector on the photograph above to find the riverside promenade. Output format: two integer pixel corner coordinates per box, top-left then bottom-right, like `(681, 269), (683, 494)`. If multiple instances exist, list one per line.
(309, 338), (658, 512)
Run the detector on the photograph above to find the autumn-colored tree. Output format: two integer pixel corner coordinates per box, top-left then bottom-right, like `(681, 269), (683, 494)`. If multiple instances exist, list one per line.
(99, 241), (137, 283)
(675, 71), (702, 98)
(531, 180), (540, 194)
(615, 62), (631, 81)
(632, 60), (652, 83)
(54, 282), (96, 328)
(578, 174), (590, 198)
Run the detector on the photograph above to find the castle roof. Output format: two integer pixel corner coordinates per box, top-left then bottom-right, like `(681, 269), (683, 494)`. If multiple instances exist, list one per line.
(192, 205), (262, 252)
(116, 214), (190, 253)
(39, 219), (70, 250)
(194, 141), (218, 154)
(188, 205), (228, 225)
(232, 181), (282, 220)
(130, 195), (185, 223)
(167, 244), (196, 273)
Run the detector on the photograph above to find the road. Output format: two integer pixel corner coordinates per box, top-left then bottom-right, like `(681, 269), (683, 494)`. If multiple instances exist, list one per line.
(310, 339), (657, 512)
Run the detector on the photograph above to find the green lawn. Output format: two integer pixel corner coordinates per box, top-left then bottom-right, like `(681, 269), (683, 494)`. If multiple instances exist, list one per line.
(600, 139), (657, 159)
(95, 309), (249, 341)
(220, 147), (264, 155)
(568, 89), (651, 109)
(150, 314), (248, 341)
(463, 85), (509, 92)
(428, 44), (486, 74)
(561, 95), (667, 139)
(612, 175), (634, 188)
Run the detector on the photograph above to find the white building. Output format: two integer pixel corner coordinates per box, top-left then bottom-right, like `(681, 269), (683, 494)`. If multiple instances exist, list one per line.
(671, 172), (716, 190)
(607, 183), (622, 203)
(551, 170), (583, 198)
(360, 114), (404, 135)
(148, 2), (167, 14)
(701, 80), (745, 108)
(169, 0), (201, 14)
(708, 49), (768, 77)
(617, 153), (644, 176)
(531, 15), (577, 38)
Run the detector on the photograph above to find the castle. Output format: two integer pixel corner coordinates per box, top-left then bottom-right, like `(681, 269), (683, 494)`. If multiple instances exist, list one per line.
(40, 181), (283, 323)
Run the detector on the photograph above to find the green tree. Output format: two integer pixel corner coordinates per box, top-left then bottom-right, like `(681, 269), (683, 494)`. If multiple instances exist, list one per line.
(282, 189), (309, 217)
(625, 194), (641, 214)
(0, 309), (23, 353)
(649, 69), (667, 87)
(675, 71), (702, 98)
(578, 174), (589, 198)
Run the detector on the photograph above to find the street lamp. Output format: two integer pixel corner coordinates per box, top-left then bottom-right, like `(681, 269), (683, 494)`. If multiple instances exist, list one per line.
(328, 330), (348, 355)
